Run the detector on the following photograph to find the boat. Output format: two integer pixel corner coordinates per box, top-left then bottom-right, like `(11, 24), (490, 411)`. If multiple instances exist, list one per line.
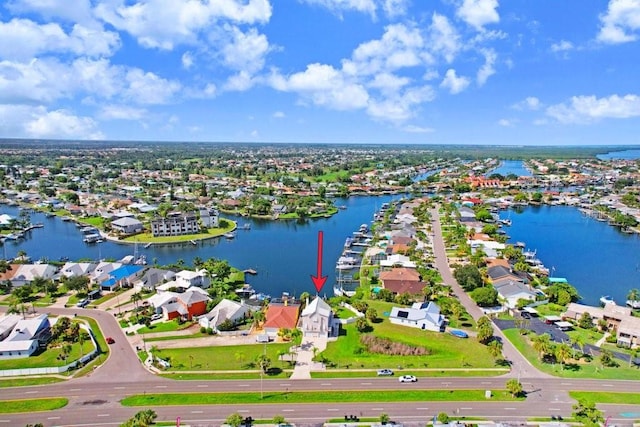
(45, 212), (55, 218)
(61, 216), (72, 222)
(135, 255), (147, 265)
(338, 205), (347, 210)
(626, 300), (640, 309)
(499, 218), (512, 226)
(600, 295), (616, 306)
(243, 223), (251, 230)
(224, 232), (236, 239)
(236, 284), (256, 299)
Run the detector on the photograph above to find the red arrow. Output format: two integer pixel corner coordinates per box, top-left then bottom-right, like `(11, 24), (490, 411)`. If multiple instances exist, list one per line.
(311, 230), (327, 292)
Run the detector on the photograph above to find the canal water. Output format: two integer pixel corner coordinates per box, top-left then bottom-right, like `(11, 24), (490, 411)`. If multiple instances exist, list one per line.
(597, 149), (640, 160)
(486, 160), (532, 177)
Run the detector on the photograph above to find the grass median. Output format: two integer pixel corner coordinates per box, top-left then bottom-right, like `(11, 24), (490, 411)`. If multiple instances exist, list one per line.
(569, 391), (640, 405)
(0, 398), (68, 413)
(122, 389), (522, 406)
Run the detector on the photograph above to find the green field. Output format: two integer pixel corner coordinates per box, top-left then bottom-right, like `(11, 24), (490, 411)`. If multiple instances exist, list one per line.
(121, 389), (521, 407)
(0, 398), (68, 413)
(569, 391), (640, 405)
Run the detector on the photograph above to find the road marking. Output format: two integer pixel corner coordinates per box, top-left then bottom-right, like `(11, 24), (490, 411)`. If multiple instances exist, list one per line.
(481, 382), (491, 384)
(416, 407), (429, 410)
(191, 411), (203, 414)
(460, 407), (472, 410)
(360, 382), (372, 385)
(441, 382), (450, 385)
(238, 384), (250, 387)
(561, 382), (572, 385)
(69, 388), (81, 392)
(282, 409), (294, 412)
(114, 386), (125, 390)
(549, 408), (561, 411)
(97, 414), (110, 417)
(280, 383), (291, 386)
(321, 383), (332, 386)
(503, 408), (516, 410)
(196, 384), (208, 388)
(602, 384), (613, 387)
(47, 417), (60, 420)
(24, 391), (38, 394)
(238, 410), (250, 413)
(0, 420), (10, 423)
(372, 408), (384, 411)
(326, 409), (339, 412)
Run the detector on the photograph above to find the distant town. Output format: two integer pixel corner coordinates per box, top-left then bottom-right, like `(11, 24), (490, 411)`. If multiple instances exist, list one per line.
(1, 141), (640, 427)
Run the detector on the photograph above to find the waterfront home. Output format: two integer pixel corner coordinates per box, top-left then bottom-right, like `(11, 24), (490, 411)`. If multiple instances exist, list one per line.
(131, 268), (176, 292)
(198, 298), (252, 332)
(199, 208), (219, 228)
(0, 314), (50, 359)
(150, 211), (200, 237)
(0, 264), (19, 284)
(0, 314), (21, 340)
(90, 261), (123, 284)
(379, 267), (421, 282)
(111, 217), (144, 235)
(487, 265), (524, 284)
(469, 239), (505, 258)
(98, 265), (143, 291)
(300, 296), (338, 338)
(380, 254), (417, 269)
(155, 269), (210, 292)
(492, 279), (536, 309)
(364, 246), (387, 265)
(58, 262), (97, 279)
(563, 302), (640, 348)
(389, 301), (445, 332)
(148, 287), (210, 321)
(262, 303), (301, 338)
(11, 264), (58, 287)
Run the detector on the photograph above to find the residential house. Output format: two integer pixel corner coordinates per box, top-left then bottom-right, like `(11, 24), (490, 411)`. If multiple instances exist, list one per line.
(493, 279), (536, 309)
(111, 217), (144, 234)
(58, 262), (97, 279)
(199, 208), (219, 228)
(90, 262), (123, 284)
(487, 265), (522, 283)
(389, 301), (445, 332)
(617, 316), (640, 348)
(155, 270), (210, 292)
(563, 302), (640, 349)
(198, 299), (252, 332)
(364, 246), (387, 265)
(380, 254), (417, 269)
(99, 265), (144, 291)
(0, 314), (51, 359)
(11, 264), (58, 287)
(262, 303), (301, 338)
(151, 212), (200, 237)
(0, 314), (21, 340)
(0, 264), (19, 284)
(300, 297), (337, 338)
(148, 287), (210, 321)
(131, 268), (176, 292)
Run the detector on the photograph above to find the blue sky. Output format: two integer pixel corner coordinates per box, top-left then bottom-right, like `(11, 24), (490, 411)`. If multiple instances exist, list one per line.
(1, 0), (640, 145)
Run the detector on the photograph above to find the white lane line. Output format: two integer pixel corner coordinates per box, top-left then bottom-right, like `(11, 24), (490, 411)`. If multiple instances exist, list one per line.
(481, 382), (491, 384)
(25, 391), (39, 394)
(560, 382), (572, 385)
(0, 420), (10, 423)
(327, 409), (339, 412)
(114, 386), (125, 390)
(238, 410), (250, 413)
(371, 408), (384, 411)
(196, 384), (209, 388)
(549, 408), (561, 411)
(280, 383), (291, 386)
(97, 414), (110, 417)
(460, 407), (472, 410)
(321, 383), (332, 386)
(238, 384), (250, 387)
(416, 407), (429, 410)
(602, 384), (613, 387)
(360, 382), (373, 385)
(503, 408), (516, 410)
(282, 409), (294, 412)
(155, 385), (168, 388)
(47, 417), (61, 420)
(69, 388), (81, 392)
(191, 411), (203, 414)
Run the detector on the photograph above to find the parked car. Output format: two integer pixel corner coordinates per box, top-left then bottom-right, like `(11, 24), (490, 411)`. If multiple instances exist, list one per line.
(106, 337), (115, 344)
(76, 299), (89, 308)
(398, 375), (417, 383)
(377, 369), (394, 376)
(150, 313), (163, 321)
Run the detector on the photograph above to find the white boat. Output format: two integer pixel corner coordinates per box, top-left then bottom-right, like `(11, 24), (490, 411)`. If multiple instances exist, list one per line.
(224, 232), (236, 239)
(600, 295), (616, 306)
(626, 300), (640, 309)
(236, 284), (256, 299)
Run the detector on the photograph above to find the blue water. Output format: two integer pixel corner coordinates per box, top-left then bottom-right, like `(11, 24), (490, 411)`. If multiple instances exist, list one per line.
(597, 149), (640, 160)
(0, 195), (402, 298)
(486, 160), (532, 177)
(504, 205), (640, 306)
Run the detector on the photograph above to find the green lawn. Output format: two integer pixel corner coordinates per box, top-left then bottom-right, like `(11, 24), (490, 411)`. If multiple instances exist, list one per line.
(122, 222), (236, 243)
(0, 377), (66, 387)
(160, 371), (293, 380)
(121, 389), (521, 407)
(569, 391), (640, 405)
(0, 398), (68, 414)
(0, 340), (94, 370)
(311, 369), (508, 378)
(137, 320), (196, 334)
(503, 328), (640, 379)
(151, 342), (294, 371)
(320, 321), (496, 370)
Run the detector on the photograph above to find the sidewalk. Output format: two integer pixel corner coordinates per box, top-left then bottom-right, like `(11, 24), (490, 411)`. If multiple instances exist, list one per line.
(290, 335), (327, 379)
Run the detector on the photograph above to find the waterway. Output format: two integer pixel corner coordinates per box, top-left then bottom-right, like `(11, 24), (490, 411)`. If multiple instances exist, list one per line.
(486, 160), (532, 177)
(502, 205), (640, 307)
(0, 195), (403, 299)
(597, 149), (640, 160)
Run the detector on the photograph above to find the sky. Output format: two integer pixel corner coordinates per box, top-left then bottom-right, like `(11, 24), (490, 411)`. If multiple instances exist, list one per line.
(0, 0), (640, 145)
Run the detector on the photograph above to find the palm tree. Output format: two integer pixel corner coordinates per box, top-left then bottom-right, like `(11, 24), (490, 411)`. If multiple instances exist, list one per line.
(130, 291), (142, 311)
(627, 288), (640, 303)
(252, 310), (265, 329)
(256, 353), (271, 373)
(134, 409), (157, 427)
(488, 339), (503, 360)
(570, 335), (585, 359)
(531, 333), (552, 361)
(555, 343), (572, 370)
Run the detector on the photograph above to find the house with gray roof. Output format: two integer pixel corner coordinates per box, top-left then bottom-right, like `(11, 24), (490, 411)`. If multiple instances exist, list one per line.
(111, 216), (143, 234)
(300, 297), (338, 338)
(198, 299), (253, 332)
(389, 301), (445, 332)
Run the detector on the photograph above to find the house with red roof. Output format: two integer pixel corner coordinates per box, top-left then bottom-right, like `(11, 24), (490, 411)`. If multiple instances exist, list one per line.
(262, 303), (301, 338)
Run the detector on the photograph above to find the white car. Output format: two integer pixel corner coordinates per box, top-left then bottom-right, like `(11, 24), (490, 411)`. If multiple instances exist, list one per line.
(150, 313), (163, 321)
(398, 375), (417, 383)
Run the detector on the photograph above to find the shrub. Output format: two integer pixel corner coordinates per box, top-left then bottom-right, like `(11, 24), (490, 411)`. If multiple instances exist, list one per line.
(360, 335), (429, 356)
(200, 326), (207, 334)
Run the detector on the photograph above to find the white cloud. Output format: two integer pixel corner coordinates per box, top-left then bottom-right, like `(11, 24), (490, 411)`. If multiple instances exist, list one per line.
(220, 26), (270, 74)
(124, 68), (181, 104)
(0, 19), (120, 60)
(498, 118), (513, 126)
(273, 111), (285, 118)
(546, 94), (640, 123)
(382, 0), (409, 18)
(224, 70), (256, 91)
(367, 85), (435, 122)
(181, 51), (194, 69)
(512, 96), (542, 110)
(402, 124), (434, 133)
(456, 0), (500, 31)
(428, 13), (461, 63)
(98, 105), (147, 120)
(476, 48), (496, 86)
(298, 0), (377, 18)
(597, 0), (640, 44)
(25, 107), (104, 139)
(440, 69), (469, 94)
(551, 40), (574, 52)
(6, 0), (94, 25)
(0, 58), (72, 104)
(95, 0), (272, 50)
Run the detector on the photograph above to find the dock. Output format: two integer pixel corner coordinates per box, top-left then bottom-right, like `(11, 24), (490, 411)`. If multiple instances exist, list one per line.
(244, 269), (258, 275)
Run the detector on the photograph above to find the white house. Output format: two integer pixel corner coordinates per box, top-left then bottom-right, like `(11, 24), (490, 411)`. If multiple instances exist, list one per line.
(300, 297), (338, 338)
(198, 299), (252, 332)
(11, 264), (58, 286)
(199, 208), (219, 228)
(0, 314), (50, 359)
(59, 262), (97, 278)
(389, 301), (445, 332)
(493, 280), (536, 309)
(156, 269), (210, 292)
(380, 254), (417, 269)
(132, 268), (176, 292)
(111, 217), (144, 234)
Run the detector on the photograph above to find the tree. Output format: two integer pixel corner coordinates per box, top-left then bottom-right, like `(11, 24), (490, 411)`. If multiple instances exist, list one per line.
(572, 399), (604, 427)
(531, 333), (552, 361)
(65, 275), (89, 294)
(488, 339), (503, 359)
(225, 413), (244, 427)
(252, 310), (265, 329)
(578, 312), (593, 329)
(470, 286), (498, 307)
(555, 343), (572, 370)
(380, 413), (390, 425)
(506, 378), (523, 397)
(273, 414), (287, 426)
(453, 264), (483, 291)
(355, 317), (370, 333)
(599, 348), (617, 368)
(365, 307), (378, 322)
(627, 288), (640, 303)
(130, 292), (143, 311)
(437, 412), (449, 424)
(476, 316), (494, 344)
(256, 353), (271, 373)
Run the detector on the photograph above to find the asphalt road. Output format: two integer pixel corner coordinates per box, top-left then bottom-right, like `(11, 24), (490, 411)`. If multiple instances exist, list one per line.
(2, 204), (640, 426)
